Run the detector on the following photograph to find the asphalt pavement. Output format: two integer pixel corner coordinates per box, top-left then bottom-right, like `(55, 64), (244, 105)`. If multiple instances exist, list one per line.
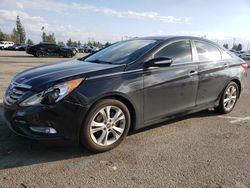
(0, 51), (250, 187)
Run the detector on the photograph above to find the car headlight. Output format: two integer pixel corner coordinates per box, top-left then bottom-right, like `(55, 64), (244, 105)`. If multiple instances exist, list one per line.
(20, 78), (83, 106)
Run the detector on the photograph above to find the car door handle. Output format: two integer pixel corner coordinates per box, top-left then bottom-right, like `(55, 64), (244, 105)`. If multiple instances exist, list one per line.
(189, 70), (198, 76)
(223, 63), (229, 68)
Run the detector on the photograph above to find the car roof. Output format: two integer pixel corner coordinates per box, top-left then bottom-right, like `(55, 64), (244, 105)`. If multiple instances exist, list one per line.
(134, 36), (218, 45)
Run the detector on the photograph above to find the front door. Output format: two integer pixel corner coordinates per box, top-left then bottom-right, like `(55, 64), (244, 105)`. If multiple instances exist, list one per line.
(143, 40), (199, 125)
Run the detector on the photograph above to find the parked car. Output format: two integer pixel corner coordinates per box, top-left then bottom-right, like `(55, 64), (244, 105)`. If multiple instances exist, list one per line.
(26, 43), (76, 57)
(240, 52), (250, 60)
(3, 36), (248, 152)
(6, 43), (28, 51)
(0, 41), (14, 50)
(84, 46), (101, 53)
(78, 46), (87, 53)
(69, 47), (79, 53)
(84, 46), (93, 53)
(92, 46), (100, 53)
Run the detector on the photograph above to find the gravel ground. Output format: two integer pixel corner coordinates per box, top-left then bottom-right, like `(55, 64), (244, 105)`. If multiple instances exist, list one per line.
(0, 51), (250, 188)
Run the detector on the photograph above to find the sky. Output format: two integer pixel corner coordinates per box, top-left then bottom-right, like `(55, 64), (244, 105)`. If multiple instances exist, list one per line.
(0, 0), (250, 49)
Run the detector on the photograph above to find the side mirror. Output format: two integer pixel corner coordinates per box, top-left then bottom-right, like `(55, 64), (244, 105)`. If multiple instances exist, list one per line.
(144, 57), (173, 68)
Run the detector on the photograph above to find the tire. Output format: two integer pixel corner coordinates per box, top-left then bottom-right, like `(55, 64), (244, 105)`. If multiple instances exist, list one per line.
(80, 99), (131, 152)
(35, 51), (42, 57)
(64, 52), (72, 58)
(215, 81), (239, 114)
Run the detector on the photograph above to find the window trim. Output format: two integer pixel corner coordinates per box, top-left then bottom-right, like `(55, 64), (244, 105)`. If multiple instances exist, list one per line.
(192, 40), (222, 62)
(152, 39), (194, 65)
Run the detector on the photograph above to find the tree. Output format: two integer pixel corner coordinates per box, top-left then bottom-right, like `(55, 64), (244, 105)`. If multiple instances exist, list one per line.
(66, 38), (72, 47)
(232, 44), (238, 51)
(236, 43), (242, 51)
(41, 32), (56, 44)
(46, 33), (56, 43)
(72, 41), (77, 47)
(0, 28), (8, 41)
(57, 41), (65, 46)
(223, 43), (228, 49)
(27, 39), (34, 45)
(77, 41), (81, 47)
(15, 16), (26, 43)
(11, 28), (18, 43)
(42, 32), (46, 42)
(105, 42), (111, 47)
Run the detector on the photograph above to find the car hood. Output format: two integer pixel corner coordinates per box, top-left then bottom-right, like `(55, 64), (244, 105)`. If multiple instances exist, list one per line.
(13, 59), (125, 91)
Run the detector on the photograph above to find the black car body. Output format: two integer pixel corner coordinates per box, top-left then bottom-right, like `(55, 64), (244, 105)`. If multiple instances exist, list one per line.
(26, 43), (76, 57)
(4, 36), (248, 152)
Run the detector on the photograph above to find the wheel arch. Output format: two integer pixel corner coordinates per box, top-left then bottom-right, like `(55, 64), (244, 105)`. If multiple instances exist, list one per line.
(88, 93), (137, 131)
(230, 78), (242, 97)
(215, 77), (242, 107)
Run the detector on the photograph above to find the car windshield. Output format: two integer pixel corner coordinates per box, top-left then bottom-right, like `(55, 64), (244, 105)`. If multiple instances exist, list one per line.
(0, 42), (4, 44)
(84, 39), (157, 65)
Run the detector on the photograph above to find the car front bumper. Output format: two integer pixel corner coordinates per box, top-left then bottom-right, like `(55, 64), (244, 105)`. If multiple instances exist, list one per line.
(3, 99), (88, 143)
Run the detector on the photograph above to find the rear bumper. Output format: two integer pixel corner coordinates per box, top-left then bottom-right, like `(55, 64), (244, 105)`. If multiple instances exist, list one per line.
(3, 100), (88, 143)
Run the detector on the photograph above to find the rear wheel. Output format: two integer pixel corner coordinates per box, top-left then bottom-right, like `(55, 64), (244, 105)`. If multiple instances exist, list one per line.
(81, 99), (131, 152)
(215, 81), (239, 114)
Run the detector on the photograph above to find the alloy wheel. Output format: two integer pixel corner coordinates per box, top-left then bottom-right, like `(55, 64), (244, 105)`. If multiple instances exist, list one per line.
(90, 106), (126, 146)
(223, 85), (237, 111)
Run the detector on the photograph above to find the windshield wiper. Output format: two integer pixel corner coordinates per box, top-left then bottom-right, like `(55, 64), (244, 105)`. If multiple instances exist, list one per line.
(88, 59), (113, 64)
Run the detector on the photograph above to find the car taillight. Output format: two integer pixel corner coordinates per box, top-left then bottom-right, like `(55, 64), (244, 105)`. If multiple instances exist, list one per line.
(241, 63), (248, 71)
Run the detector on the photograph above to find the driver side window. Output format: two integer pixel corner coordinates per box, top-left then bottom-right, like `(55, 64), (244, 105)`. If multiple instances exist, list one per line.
(154, 40), (192, 64)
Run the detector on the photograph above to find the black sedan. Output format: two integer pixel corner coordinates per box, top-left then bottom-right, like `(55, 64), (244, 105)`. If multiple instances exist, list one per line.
(3, 36), (248, 152)
(26, 43), (76, 57)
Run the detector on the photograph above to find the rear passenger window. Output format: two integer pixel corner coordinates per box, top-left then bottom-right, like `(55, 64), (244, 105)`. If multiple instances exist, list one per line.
(195, 41), (221, 61)
(154, 40), (192, 64)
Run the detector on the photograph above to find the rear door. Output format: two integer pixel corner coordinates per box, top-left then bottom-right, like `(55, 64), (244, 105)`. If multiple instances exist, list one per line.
(143, 40), (199, 125)
(47, 44), (59, 55)
(193, 40), (230, 105)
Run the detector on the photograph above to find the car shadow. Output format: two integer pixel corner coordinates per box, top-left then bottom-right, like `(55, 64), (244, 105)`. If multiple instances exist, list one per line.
(0, 102), (218, 170)
(129, 110), (218, 135)
(0, 103), (92, 170)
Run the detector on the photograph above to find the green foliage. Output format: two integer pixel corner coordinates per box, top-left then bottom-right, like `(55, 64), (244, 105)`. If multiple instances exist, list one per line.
(15, 16), (26, 43)
(27, 39), (34, 45)
(66, 38), (72, 47)
(57, 41), (65, 46)
(41, 32), (56, 44)
(105, 42), (111, 47)
(232, 43), (243, 51)
(236, 43), (242, 51)
(223, 43), (229, 49)
(0, 28), (7, 41)
(1, 16), (26, 43)
(42, 32), (46, 42)
(232, 44), (238, 50)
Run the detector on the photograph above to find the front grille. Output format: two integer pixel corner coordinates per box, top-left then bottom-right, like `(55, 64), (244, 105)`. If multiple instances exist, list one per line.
(4, 82), (32, 105)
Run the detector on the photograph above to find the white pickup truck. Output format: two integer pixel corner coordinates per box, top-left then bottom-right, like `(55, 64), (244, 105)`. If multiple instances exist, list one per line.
(0, 41), (14, 50)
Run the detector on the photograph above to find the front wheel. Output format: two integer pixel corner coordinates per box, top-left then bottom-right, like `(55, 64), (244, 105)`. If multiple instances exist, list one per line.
(215, 81), (239, 114)
(81, 99), (131, 152)
(64, 52), (72, 58)
(35, 51), (42, 57)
